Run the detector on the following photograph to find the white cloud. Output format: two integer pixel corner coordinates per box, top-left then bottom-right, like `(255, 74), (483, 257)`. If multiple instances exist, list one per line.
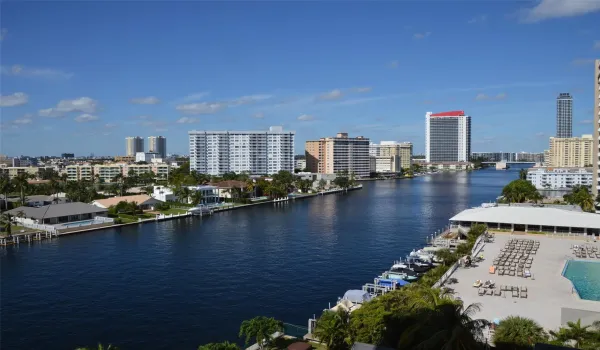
(74, 114), (99, 123)
(388, 60), (399, 69)
(176, 117), (200, 124)
(0, 92), (28, 107)
(253, 112), (265, 119)
(317, 89), (343, 101)
(579, 119), (593, 124)
(129, 96), (160, 104)
(352, 87), (372, 93)
(571, 58), (595, 66)
(1, 65), (73, 80)
(519, 0), (600, 22)
(0, 28), (7, 41)
(297, 114), (314, 121)
(594, 40), (600, 49)
(176, 102), (227, 114)
(39, 97), (98, 117)
(230, 94), (272, 106)
(475, 92), (507, 101)
(13, 114), (33, 125)
(104, 123), (118, 128)
(468, 14), (487, 23)
(176, 92), (210, 104)
(413, 32), (431, 39)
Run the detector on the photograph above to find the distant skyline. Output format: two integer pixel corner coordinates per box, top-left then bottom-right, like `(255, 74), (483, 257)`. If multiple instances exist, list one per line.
(1, 1), (599, 157)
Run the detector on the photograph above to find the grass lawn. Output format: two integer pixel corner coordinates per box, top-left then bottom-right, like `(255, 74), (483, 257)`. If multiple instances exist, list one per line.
(271, 337), (326, 350)
(117, 213), (155, 223)
(159, 208), (188, 215)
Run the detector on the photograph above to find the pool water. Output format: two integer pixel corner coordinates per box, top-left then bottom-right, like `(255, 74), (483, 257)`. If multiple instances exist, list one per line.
(61, 219), (97, 228)
(563, 260), (600, 301)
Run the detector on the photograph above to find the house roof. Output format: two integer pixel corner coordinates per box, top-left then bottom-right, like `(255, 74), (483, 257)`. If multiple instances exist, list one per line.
(210, 180), (247, 189)
(450, 206), (600, 229)
(430, 110), (466, 117)
(92, 194), (161, 208)
(6, 202), (107, 219)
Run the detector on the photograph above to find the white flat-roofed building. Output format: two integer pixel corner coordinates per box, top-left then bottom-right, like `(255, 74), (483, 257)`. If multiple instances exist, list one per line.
(189, 126), (295, 176)
(450, 205), (600, 235)
(369, 155), (401, 173)
(527, 167), (593, 190)
(135, 152), (160, 163)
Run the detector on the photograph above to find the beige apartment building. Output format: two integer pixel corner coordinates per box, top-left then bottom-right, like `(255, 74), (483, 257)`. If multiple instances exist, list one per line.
(0, 166), (42, 179)
(305, 133), (370, 177)
(66, 165), (94, 181)
(369, 141), (413, 170)
(593, 59), (599, 196)
(547, 135), (594, 168)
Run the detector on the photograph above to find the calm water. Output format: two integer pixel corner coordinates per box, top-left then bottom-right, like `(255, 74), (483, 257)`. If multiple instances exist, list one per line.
(563, 260), (600, 301)
(1, 169), (519, 350)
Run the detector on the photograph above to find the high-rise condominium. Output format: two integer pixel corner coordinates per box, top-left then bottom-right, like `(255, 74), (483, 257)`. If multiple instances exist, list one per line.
(425, 111), (471, 163)
(305, 133), (370, 177)
(548, 135), (594, 168)
(188, 126), (294, 176)
(148, 136), (167, 158)
(556, 93), (573, 138)
(593, 60), (600, 196)
(125, 136), (144, 156)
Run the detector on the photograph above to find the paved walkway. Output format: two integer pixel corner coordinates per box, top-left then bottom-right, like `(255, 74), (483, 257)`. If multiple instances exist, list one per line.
(449, 234), (600, 331)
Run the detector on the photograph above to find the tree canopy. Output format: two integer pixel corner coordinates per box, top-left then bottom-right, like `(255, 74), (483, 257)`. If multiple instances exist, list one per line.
(563, 185), (596, 212)
(501, 179), (541, 204)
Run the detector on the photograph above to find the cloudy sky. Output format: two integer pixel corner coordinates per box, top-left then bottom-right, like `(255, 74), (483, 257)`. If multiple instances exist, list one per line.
(1, 1), (599, 157)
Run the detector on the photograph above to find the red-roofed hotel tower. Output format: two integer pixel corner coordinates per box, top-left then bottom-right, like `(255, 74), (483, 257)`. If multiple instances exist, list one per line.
(425, 111), (472, 163)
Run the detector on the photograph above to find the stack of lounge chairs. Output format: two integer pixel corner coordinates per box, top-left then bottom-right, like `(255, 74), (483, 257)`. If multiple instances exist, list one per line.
(477, 284), (527, 298)
(492, 239), (539, 277)
(572, 245), (600, 259)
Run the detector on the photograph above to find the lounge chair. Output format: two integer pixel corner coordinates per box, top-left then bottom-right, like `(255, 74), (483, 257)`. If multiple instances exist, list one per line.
(486, 288), (493, 295)
(494, 289), (501, 296)
(509, 271), (515, 276)
(512, 290), (519, 297)
(520, 292), (527, 298)
(478, 288), (485, 296)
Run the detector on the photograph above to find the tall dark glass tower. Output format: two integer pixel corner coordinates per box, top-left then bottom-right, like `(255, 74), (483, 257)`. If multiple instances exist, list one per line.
(556, 93), (573, 138)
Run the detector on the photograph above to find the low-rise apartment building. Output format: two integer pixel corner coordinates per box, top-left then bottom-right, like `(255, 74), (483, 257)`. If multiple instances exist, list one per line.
(66, 165), (94, 181)
(370, 155), (402, 173)
(527, 167), (593, 190)
(0, 166), (45, 179)
(369, 141), (413, 169)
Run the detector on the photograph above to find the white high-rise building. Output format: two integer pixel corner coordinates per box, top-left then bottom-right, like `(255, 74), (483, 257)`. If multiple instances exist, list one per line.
(188, 126), (295, 175)
(125, 136), (144, 156)
(425, 111), (471, 163)
(594, 59), (600, 196)
(148, 136), (167, 158)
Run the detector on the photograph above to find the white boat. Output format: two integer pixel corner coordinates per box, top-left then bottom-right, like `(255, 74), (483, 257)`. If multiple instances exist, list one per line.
(187, 204), (213, 216)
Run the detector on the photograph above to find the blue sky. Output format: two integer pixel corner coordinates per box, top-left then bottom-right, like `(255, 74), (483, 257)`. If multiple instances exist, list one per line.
(1, 1), (599, 157)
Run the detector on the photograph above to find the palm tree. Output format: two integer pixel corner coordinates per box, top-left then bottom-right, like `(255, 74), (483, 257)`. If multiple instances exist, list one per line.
(0, 213), (13, 237)
(493, 316), (548, 349)
(111, 174), (127, 196)
(12, 172), (33, 206)
(197, 341), (240, 350)
(519, 169), (528, 180)
(75, 343), (119, 350)
(49, 177), (62, 200)
(549, 319), (593, 349)
(239, 316), (283, 350)
(0, 174), (13, 210)
(410, 302), (489, 350)
(434, 248), (459, 267)
(190, 190), (203, 205)
(408, 287), (457, 311)
(313, 309), (351, 350)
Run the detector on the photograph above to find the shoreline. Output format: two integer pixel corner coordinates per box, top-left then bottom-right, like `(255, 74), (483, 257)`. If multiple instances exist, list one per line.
(0, 185), (363, 245)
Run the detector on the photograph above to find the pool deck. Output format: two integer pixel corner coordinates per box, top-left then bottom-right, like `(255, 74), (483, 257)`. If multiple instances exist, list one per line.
(449, 233), (600, 331)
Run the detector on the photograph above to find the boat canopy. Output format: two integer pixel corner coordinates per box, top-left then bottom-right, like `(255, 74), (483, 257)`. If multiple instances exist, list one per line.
(343, 290), (373, 304)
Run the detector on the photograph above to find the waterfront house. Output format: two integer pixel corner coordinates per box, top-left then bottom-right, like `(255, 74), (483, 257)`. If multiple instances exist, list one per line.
(92, 195), (162, 210)
(295, 172), (336, 190)
(6, 202), (108, 225)
(151, 185), (219, 204)
(210, 180), (248, 199)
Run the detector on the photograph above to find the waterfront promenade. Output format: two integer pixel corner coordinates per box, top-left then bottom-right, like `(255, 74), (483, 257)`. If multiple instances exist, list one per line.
(450, 233), (600, 330)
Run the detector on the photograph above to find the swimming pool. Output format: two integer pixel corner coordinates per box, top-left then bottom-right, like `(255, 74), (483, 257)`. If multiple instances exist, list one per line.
(562, 260), (600, 301)
(60, 219), (97, 228)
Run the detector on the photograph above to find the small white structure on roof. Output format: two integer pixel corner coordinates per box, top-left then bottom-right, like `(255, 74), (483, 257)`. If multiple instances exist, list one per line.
(450, 205), (600, 235)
